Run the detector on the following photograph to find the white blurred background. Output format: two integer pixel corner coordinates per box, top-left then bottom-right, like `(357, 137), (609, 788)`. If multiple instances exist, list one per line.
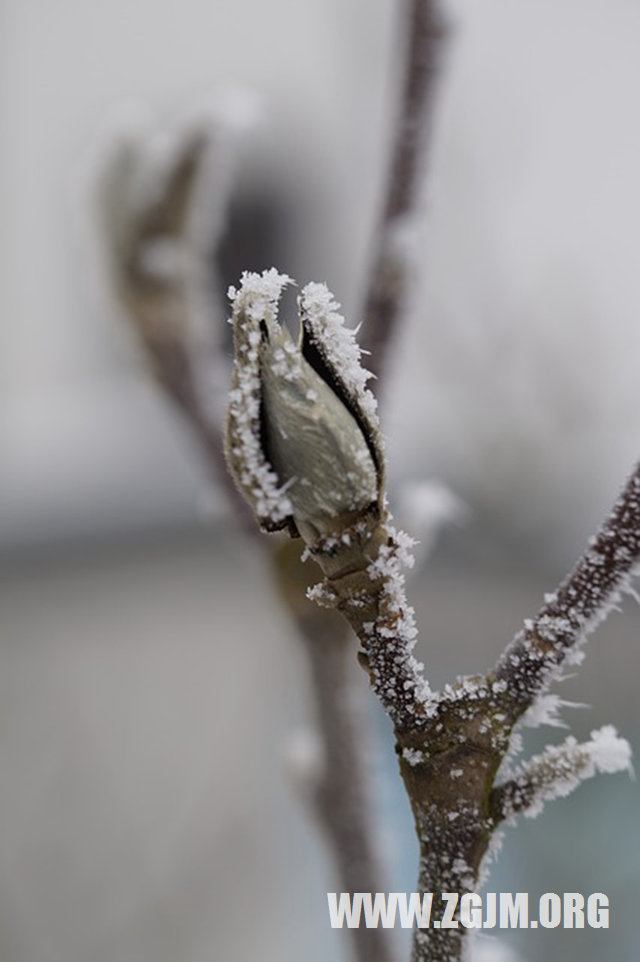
(1, 1), (639, 960)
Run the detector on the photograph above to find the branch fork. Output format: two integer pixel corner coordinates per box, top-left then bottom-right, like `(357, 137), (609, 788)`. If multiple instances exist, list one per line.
(224, 267), (636, 962)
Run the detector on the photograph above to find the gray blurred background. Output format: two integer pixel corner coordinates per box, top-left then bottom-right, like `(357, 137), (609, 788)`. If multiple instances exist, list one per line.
(1, 1), (639, 960)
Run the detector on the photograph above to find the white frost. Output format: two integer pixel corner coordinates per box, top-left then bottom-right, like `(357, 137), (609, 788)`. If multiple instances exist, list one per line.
(520, 693), (585, 729)
(588, 724), (634, 775)
(504, 725), (633, 820)
(226, 269), (295, 525)
(299, 282), (378, 422)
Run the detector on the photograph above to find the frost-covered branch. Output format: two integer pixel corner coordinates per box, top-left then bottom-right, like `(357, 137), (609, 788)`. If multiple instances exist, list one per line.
(494, 463), (640, 723)
(362, 0), (447, 380)
(224, 268), (638, 962)
(225, 270), (430, 732)
(491, 726), (633, 821)
(221, 270), (497, 962)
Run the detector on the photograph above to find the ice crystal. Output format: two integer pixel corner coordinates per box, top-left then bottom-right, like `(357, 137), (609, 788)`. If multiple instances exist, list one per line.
(521, 693), (585, 729)
(299, 282), (378, 422)
(306, 580), (338, 608)
(403, 747), (426, 766)
(225, 269), (295, 528)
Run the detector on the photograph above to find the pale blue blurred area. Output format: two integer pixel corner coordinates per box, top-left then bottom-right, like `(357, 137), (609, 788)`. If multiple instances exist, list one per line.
(1, 0), (640, 959)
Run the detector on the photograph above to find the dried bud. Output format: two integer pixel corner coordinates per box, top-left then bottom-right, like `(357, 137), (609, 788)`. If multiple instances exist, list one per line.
(224, 268), (384, 542)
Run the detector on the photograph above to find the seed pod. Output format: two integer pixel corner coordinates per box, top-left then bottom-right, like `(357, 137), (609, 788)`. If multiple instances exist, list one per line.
(224, 268), (384, 542)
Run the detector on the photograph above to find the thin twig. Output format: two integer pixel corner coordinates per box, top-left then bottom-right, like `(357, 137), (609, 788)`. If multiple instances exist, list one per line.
(361, 0), (447, 381)
(494, 463), (640, 723)
(490, 726), (632, 821)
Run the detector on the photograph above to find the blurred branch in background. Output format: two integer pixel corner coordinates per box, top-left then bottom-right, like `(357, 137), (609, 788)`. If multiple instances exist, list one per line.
(361, 0), (447, 384)
(98, 108), (251, 525)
